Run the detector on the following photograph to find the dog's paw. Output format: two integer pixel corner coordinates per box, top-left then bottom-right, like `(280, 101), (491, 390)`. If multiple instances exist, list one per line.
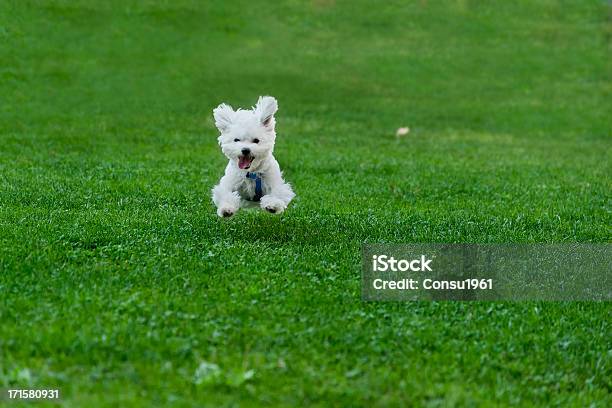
(217, 207), (237, 218)
(260, 196), (285, 214)
(265, 205), (281, 214)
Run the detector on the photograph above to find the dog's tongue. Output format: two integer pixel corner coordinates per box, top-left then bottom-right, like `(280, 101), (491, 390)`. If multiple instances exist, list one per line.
(238, 156), (252, 169)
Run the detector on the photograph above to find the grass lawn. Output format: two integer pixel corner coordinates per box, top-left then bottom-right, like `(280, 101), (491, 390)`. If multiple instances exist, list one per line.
(1, 0), (611, 406)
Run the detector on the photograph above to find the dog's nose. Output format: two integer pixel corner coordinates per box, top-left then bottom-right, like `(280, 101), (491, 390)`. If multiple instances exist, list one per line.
(241, 148), (251, 156)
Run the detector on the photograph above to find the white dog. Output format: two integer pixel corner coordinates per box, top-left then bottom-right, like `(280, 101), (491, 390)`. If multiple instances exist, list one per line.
(211, 96), (295, 217)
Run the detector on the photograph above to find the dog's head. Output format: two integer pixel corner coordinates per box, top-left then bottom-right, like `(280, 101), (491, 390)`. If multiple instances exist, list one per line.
(213, 96), (278, 171)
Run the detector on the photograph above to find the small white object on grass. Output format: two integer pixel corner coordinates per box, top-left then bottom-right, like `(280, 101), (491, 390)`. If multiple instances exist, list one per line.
(396, 127), (410, 137)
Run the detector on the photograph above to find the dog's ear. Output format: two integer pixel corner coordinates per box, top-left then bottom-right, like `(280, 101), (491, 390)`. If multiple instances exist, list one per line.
(213, 103), (235, 133)
(255, 96), (278, 129)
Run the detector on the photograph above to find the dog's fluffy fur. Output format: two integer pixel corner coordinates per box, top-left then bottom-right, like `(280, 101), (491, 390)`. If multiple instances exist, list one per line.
(211, 96), (295, 217)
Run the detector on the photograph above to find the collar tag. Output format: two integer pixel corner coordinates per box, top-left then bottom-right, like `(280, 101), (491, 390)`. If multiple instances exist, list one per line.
(246, 172), (263, 201)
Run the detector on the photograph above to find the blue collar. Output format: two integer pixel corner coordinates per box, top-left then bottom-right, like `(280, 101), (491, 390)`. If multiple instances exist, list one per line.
(246, 172), (263, 201)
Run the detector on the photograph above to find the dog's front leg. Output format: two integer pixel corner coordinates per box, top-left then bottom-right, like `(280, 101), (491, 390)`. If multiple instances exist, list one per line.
(212, 174), (241, 218)
(260, 181), (295, 214)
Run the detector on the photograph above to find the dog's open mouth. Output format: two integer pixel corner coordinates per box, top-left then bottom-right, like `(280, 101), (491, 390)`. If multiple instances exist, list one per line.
(238, 154), (254, 169)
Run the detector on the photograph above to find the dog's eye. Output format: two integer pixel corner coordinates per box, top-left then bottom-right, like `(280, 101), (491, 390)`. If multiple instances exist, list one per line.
(253, 138), (259, 144)
(233, 138), (240, 142)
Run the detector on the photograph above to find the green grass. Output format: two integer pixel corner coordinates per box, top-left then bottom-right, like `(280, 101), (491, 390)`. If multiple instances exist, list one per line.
(1, 0), (611, 406)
